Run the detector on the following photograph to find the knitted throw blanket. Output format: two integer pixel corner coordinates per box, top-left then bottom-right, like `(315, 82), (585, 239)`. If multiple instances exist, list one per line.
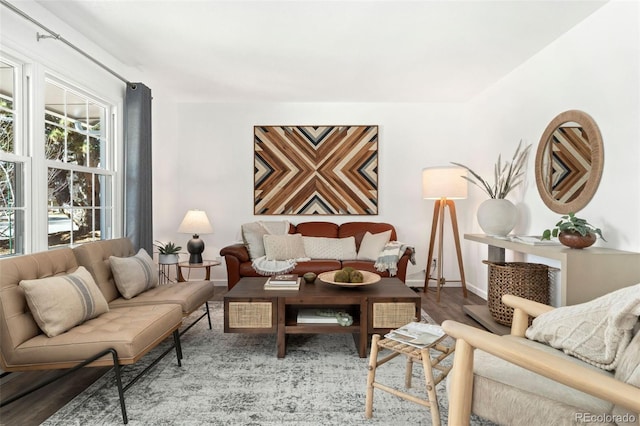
(374, 241), (416, 277)
(525, 283), (640, 370)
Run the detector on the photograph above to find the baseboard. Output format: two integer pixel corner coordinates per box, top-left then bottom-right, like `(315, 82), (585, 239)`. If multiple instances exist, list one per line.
(406, 279), (487, 300)
(465, 282), (487, 300)
(405, 279), (425, 288)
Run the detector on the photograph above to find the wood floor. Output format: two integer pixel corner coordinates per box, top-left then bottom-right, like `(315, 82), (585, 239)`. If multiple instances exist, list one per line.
(0, 286), (486, 426)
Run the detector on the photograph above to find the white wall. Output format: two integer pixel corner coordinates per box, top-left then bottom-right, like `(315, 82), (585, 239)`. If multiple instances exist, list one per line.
(462, 0), (640, 297)
(153, 2), (639, 289)
(152, 101), (470, 284)
(0, 1), (133, 100)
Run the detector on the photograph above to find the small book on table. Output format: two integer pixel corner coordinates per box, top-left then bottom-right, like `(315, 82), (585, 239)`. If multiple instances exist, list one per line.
(268, 274), (298, 285)
(296, 308), (339, 324)
(264, 274), (300, 290)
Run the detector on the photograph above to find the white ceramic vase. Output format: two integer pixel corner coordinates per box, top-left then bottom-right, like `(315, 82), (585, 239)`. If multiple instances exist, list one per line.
(477, 198), (518, 237)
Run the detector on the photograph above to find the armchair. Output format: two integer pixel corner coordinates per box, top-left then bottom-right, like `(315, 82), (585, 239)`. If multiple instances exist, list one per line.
(442, 295), (640, 426)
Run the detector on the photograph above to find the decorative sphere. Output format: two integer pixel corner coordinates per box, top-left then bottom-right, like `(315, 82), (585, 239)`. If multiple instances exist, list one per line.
(334, 270), (349, 282)
(303, 272), (317, 283)
(349, 270), (364, 283)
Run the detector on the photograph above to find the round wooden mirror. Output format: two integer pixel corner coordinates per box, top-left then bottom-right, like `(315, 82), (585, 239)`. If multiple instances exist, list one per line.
(535, 110), (604, 214)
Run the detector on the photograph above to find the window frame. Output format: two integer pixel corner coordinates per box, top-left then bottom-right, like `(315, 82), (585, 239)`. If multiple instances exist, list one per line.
(43, 75), (117, 250)
(0, 56), (31, 255)
(0, 48), (122, 257)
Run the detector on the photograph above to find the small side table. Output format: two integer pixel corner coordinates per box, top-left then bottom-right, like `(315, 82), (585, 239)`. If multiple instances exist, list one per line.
(365, 333), (454, 426)
(158, 262), (178, 284)
(177, 260), (220, 282)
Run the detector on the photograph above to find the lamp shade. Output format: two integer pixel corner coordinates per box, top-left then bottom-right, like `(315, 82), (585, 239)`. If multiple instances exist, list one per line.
(177, 210), (213, 235)
(422, 166), (468, 200)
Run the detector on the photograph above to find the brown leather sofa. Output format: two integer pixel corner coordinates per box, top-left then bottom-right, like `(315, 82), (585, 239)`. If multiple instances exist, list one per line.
(220, 221), (412, 289)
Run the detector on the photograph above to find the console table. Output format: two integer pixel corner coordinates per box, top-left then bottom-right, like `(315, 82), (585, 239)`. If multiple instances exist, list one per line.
(464, 234), (640, 334)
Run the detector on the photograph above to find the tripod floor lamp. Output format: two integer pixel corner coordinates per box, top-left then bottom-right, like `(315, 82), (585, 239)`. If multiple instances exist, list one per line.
(422, 166), (468, 302)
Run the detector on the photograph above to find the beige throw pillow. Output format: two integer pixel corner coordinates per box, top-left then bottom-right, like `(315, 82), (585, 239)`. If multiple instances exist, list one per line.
(356, 230), (392, 261)
(19, 266), (109, 337)
(110, 248), (158, 299)
(525, 283), (640, 370)
(302, 236), (357, 260)
(241, 221), (290, 260)
(263, 233), (307, 261)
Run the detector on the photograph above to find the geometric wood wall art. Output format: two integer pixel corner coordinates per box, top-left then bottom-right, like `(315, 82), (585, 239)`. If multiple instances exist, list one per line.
(548, 126), (591, 204)
(254, 125), (378, 215)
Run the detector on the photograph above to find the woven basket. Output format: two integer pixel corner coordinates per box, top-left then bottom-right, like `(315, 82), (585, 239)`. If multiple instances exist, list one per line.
(484, 261), (549, 326)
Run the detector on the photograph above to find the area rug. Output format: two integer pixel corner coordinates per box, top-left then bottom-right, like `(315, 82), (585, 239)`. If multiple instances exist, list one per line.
(44, 303), (495, 426)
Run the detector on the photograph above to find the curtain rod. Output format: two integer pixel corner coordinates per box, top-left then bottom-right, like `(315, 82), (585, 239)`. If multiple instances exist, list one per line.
(1, 0), (130, 85)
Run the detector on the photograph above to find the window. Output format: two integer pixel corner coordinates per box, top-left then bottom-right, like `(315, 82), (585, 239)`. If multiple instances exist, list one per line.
(0, 59), (26, 256)
(44, 79), (113, 249)
(0, 51), (118, 257)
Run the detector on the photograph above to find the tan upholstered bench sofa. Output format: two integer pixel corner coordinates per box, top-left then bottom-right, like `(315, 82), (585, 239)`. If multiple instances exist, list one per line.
(0, 238), (215, 423)
(73, 238), (215, 332)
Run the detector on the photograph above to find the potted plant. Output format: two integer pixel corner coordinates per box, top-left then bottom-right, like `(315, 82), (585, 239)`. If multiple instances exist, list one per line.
(154, 240), (182, 264)
(451, 140), (532, 236)
(541, 212), (605, 249)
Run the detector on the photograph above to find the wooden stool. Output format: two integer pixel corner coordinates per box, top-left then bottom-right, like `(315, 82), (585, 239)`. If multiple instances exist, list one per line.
(365, 333), (454, 426)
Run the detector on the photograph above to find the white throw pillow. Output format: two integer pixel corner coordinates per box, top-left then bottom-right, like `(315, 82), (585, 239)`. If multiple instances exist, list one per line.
(263, 233), (307, 261)
(525, 283), (640, 370)
(356, 230), (392, 261)
(241, 221), (289, 260)
(110, 248), (159, 299)
(302, 236), (357, 260)
(19, 266), (109, 337)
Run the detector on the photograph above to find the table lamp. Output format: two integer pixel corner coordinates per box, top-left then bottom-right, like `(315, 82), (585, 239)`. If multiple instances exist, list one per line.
(178, 209), (213, 264)
(422, 166), (468, 302)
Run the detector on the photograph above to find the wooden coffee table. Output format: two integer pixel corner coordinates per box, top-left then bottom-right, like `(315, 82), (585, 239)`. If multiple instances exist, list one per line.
(224, 276), (420, 358)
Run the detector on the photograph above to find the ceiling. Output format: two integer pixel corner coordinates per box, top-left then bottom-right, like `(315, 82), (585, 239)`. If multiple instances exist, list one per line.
(33, 0), (608, 103)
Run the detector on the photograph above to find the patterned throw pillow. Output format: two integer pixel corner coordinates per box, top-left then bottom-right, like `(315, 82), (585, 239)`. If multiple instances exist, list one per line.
(356, 230), (392, 261)
(241, 221), (290, 260)
(263, 234), (307, 261)
(19, 266), (109, 337)
(110, 248), (158, 299)
(302, 236), (357, 260)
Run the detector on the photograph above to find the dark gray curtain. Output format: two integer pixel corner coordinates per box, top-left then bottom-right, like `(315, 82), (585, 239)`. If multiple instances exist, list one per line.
(124, 83), (153, 254)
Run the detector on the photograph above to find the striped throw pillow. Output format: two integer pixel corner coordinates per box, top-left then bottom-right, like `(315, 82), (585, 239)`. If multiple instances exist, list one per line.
(110, 248), (159, 299)
(20, 266), (109, 337)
